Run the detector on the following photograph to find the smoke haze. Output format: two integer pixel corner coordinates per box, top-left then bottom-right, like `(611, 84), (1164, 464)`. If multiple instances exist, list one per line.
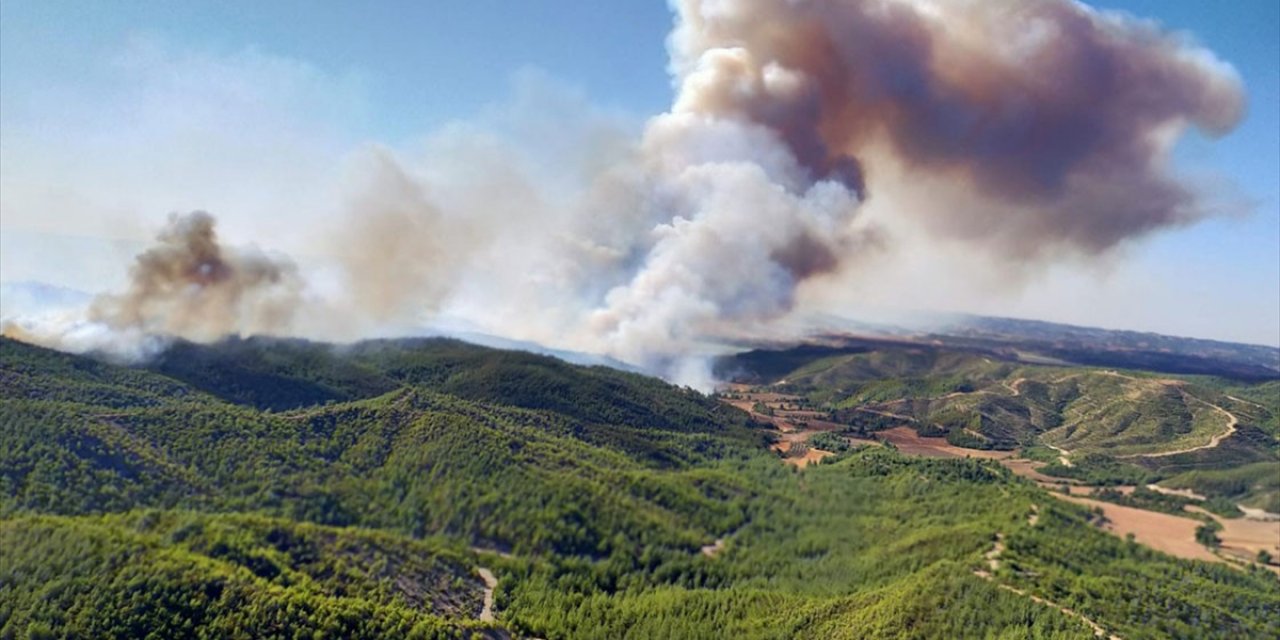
(3, 0), (1248, 387)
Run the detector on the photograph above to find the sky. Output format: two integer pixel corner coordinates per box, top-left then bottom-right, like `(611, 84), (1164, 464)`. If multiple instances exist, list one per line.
(1, 0), (1277, 347)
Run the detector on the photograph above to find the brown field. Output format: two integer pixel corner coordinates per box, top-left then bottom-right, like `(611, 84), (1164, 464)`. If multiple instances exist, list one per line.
(1187, 506), (1280, 568)
(1040, 485), (1278, 570)
(874, 427), (1013, 460)
(1057, 494), (1220, 563)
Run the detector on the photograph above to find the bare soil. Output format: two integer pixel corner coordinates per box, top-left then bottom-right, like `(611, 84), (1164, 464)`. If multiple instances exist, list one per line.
(1186, 506), (1280, 569)
(874, 426), (1013, 460)
(1057, 495), (1220, 563)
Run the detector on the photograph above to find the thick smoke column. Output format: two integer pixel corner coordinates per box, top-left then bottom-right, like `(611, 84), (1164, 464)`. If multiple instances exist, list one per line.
(579, 0), (1243, 379)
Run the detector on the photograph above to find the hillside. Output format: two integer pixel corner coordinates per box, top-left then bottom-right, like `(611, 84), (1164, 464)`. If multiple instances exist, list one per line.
(2, 336), (1279, 638)
(716, 341), (1280, 510)
(0, 511), (496, 639)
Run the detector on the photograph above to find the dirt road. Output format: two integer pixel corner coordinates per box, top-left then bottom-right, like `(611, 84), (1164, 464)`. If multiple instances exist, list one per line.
(973, 506), (1120, 639)
(1118, 396), (1239, 459)
(476, 567), (497, 622)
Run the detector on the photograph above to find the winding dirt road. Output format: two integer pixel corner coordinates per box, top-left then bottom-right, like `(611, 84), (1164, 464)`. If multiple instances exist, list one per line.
(1117, 395), (1239, 459)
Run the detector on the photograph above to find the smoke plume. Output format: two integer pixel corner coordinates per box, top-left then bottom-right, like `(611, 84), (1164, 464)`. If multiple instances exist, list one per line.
(666, 0), (1242, 254)
(4, 212), (302, 357)
(88, 211), (302, 339)
(5, 0), (1246, 387)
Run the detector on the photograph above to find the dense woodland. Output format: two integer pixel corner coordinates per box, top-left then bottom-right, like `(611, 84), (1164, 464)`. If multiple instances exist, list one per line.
(2, 336), (1278, 639)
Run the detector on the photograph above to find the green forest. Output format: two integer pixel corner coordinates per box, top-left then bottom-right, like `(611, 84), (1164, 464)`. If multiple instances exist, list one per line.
(2, 336), (1278, 639)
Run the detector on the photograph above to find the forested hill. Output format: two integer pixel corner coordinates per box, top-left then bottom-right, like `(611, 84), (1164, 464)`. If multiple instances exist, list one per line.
(2, 336), (1278, 639)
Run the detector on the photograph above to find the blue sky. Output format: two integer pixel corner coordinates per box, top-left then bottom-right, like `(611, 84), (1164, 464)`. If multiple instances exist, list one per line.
(1, 1), (1276, 345)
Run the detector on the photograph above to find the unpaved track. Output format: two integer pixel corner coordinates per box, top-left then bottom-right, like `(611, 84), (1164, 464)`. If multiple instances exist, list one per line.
(1003, 378), (1026, 397)
(991, 582), (1120, 639)
(1118, 395), (1238, 459)
(476, 567), (497, 622)
(1042, 442), (1074, 467)
(470, 547), (512, 623)
(983, 529), (1003, 576)
(974, 507), (1119, 639)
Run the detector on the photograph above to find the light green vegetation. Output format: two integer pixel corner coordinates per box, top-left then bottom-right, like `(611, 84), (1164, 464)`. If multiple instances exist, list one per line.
(1162, 463), (1280, 514)
(722, 344), (1279, 508)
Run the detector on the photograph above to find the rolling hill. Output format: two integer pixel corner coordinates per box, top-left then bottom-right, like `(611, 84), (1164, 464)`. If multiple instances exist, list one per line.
(2, 336), (1278, 639)
(715, 340), (1280, 511)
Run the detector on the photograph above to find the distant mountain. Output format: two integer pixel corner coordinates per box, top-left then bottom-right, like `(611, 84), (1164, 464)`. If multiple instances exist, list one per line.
(782, 313), (1280, 381)
(939, 314), (1280, 374)
(425, 329), (643, 373)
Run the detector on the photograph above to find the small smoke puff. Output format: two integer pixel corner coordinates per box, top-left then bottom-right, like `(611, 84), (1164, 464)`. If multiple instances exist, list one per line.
(88, 211), (302, 343)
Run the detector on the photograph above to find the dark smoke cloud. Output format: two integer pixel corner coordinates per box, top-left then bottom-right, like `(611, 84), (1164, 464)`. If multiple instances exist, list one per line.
(670, 0), (1243, 254)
